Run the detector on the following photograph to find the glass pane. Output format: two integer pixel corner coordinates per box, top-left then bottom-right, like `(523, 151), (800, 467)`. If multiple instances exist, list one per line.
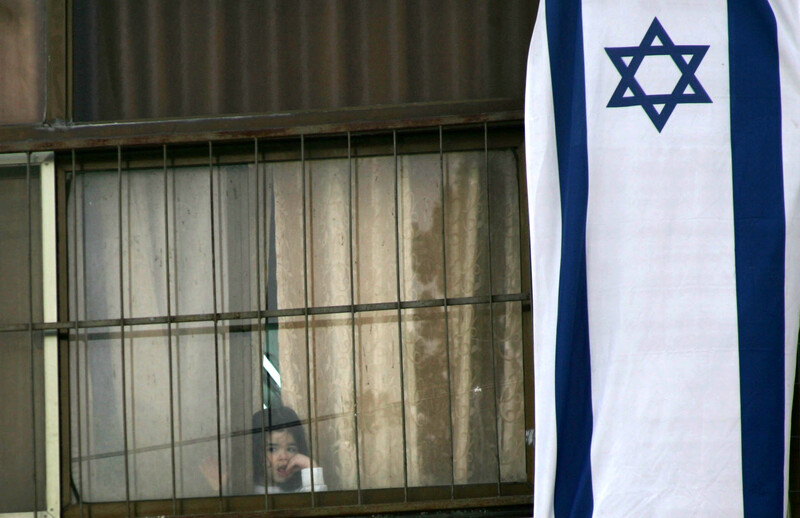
(271, 160), (304, 310)
(494, 302), (526, 483)
(217, 318), (264, 497)
(0, 165), (45, 512)
(356, 310), (404, 489)
(306, 158), (351, 308)
(354, 156), (397, 305)
(399, 154), (445, 301)
(403, 306), (452, 487)
(67, 141), (529, 502)
(449, 303), (498, 485)
(125, 323), (173, 500)
(270, 314), (318, 494)
(488, 151), (523, 294)
(444, 152), (491, 299)
(309, 313), (356, 491)
(69, 159), (269, 500)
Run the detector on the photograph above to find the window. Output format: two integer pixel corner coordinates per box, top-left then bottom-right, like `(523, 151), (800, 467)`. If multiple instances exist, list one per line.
(0, 153), (58, 516)
(61, 124), (532, 514)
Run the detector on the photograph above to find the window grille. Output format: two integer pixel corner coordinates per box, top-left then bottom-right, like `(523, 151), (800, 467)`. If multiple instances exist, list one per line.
(53, 123), (532, 516)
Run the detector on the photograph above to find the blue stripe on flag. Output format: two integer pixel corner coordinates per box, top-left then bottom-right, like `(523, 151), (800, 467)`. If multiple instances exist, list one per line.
(728, 1), (785, 516)
(545, 0), (594, 516)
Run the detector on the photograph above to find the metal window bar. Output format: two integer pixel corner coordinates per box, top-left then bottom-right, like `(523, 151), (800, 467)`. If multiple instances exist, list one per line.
(265, 150), (276, 505)
(438, 126), (456, 497)
(163, 144), (178, 515)
(80, 157), (92, 514)
(80, 157), (93, 516)
(392, 130), (410, 499)
(255, 137), (269, 511)
(300, 135), (310, 497)
(347, 131), (363, 503)
(71, 149), (85, 518)
(117, 146), (132, 518)
(27, 152), (38, 514)
(483, 123), (503, 493)
(300, 134), (317, 504)
(209, 142), (224, 509)
(0, 294), (529, 334)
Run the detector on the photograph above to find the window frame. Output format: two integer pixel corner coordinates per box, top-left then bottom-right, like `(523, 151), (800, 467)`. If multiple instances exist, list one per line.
(0, 152), (59, 518)
(50, 123), (533, 517)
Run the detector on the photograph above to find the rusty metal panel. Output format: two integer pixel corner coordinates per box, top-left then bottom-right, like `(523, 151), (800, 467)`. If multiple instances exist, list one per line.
(72, 0), (537, 122)
(0, 0), (46, 124)
(0, 101), (523, 152)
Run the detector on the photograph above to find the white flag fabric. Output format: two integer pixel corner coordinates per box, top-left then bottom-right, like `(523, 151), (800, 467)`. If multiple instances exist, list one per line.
(525, 1), (800, 516)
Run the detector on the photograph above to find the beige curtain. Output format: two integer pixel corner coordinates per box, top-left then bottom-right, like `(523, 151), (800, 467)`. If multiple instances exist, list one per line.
(274, 150), (526, 490)
(69, 148), (526, 500)
(0, 168), (45, 511)
(71, 164), (265, 501)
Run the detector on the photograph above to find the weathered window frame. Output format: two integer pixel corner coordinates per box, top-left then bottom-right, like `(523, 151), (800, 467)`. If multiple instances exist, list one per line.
(0, 152), (59, 518)
(51, 121), (533, 517)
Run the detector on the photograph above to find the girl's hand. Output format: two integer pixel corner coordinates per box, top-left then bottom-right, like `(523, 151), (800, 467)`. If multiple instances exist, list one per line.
(285, 453), (313, 476)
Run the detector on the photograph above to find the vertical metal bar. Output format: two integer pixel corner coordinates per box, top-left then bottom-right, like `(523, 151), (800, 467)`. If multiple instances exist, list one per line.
(264, 148), (274, 499)
(81, 154), (93, 513)
(209, 142), (224, 508)
(483, 123), (503, 493)
(72, 150), (85, 518)
(163, 144), (177, 515)
(255, 137), (269, 510)
(27, 152), (38, 514)
(264, 149), (274, 498)
(170, 152), (183, 501)
(515, 122), (535, 485)
(118, 146), (133, 516)
(439, 126), (456, 497)
(393, 131), (410, 498)
(300, 134), (316, 505)
(347, 131), (363, 502)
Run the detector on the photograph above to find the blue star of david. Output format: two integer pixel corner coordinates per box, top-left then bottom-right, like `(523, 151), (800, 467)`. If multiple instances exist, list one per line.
(606, 17), (712, 132)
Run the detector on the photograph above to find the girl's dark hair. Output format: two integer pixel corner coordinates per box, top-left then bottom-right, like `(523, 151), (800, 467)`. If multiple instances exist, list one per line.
(252, 405), (309, 492)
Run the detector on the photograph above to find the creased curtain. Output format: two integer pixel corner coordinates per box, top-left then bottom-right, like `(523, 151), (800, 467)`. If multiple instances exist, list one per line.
(274, 150), (526, 489)
(69, 148), (526, 500)
(70, 164), (265, 501)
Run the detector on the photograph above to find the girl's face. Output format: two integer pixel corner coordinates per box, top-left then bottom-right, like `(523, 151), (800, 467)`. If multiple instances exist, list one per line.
(266, 430), (299, 484)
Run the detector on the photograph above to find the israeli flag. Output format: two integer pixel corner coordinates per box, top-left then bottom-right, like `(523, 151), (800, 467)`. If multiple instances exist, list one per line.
(525, 1), (800, 516)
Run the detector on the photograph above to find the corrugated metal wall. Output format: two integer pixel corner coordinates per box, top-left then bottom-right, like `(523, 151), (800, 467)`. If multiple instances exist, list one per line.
(72, 0), (537, 122)
(0, 0), (46, 125)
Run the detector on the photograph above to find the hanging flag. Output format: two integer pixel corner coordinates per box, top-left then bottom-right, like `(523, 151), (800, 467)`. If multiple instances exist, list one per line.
(525, 1), (800, 516)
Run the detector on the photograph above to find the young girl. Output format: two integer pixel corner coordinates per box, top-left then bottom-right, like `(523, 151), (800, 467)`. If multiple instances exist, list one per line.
(252, 405), (327, 493)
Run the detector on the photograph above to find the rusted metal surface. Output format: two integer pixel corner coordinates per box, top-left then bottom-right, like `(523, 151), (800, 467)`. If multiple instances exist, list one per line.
(71, 0), (536, 122)
(0, 101), (522, 153)
(0, 0), (46, 124)
(46, 0), (68, 122)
